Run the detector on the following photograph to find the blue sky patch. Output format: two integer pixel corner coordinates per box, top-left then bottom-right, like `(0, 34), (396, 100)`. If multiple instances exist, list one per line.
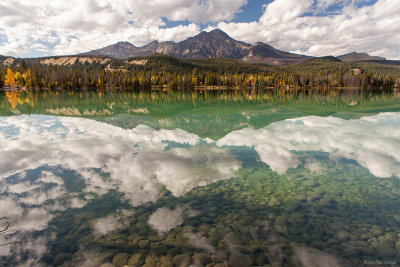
(0, 29), (8, 46)
(233, 0), (269, 22)
(161, 17), (191, 28)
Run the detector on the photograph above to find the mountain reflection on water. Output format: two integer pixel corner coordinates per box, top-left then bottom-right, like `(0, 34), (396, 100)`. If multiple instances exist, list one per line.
(0, 89), (399, 267)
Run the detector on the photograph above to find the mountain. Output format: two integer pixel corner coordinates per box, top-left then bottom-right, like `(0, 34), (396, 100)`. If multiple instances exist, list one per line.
(82, 29), (251, 60)
(338, 52), (385, 62)
(242, 42), (310, 65)
(81, 29), (309, 65)
(90, 41), (138, 59)
(302, 56), (342, 63)
(172, 29), (251, 59)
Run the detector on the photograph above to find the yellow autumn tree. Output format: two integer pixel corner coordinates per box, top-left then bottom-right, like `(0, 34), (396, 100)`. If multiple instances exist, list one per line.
(5, 91), (19, 109)
(4, 68), (16, 86)
(24, 69), (33, 88)
(14, 72), (25, 86)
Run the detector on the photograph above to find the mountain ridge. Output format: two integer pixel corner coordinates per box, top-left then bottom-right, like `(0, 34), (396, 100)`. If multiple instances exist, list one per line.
(1, 30), (396, 66)
(80, 29), (310, 65)
(338, 52), (386, 62)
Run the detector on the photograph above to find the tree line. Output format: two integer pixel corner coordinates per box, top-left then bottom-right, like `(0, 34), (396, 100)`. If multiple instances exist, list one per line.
(1, 55), (399, 90)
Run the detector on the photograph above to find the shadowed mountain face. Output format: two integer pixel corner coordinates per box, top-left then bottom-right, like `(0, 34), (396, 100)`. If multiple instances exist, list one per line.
(173, 29), (251, 59)
(81, 29), (309, 65)
(338, 52), (386, 62)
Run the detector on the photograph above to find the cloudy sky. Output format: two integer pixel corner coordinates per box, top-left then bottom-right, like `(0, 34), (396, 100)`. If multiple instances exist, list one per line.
(0, 0), (399, 59)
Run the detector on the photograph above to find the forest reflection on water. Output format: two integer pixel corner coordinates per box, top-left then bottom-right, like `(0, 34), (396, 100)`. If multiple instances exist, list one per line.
(0, 88), (399, 266)
(1, 87), (400, 138)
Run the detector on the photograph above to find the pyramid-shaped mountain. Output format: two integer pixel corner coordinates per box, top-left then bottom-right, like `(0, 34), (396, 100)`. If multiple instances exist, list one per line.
(81, 29), (310, 65)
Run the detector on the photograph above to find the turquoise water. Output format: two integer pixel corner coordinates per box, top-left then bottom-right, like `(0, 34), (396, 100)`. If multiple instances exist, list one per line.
(0, 89), (399, 266)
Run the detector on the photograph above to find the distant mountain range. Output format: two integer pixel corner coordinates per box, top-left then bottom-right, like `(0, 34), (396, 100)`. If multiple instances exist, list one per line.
(0, 29), (396, 67)
(80, 29), (395, 66)
(80, 29), (310, 65)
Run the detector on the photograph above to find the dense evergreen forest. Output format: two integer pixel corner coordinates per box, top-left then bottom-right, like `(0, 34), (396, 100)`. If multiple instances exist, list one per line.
(0, 54), (399, 90)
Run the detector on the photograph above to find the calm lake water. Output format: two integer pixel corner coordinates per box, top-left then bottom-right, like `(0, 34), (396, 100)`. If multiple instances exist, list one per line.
(0, 88), (400, 267)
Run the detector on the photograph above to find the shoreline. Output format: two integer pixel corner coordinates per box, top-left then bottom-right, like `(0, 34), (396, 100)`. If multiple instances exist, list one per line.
(1, 85), (397, 92)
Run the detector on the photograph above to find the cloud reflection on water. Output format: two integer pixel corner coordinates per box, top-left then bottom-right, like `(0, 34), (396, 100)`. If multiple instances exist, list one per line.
(0, 112), (400, 265)
(0, 115), (241, 206)
(218, 112), (400, 178)
(0, 115), (241, 265)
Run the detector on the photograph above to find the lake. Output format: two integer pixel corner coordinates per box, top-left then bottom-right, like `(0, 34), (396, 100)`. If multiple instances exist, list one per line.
(0, 88), (400, 266)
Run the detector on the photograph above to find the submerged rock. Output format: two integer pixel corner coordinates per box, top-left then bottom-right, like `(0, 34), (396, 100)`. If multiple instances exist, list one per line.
(127, 254), (143, 266)
(159, 255), (174, 267)
(228, 253), (252, 267)
(375, 243), (397, 258)
(144, 253), (159, 267)
(295, 194), (307, 202)
(371, 225), (384, 236)
(307, 190), (323, 202)
(193, 253), (211, 266)
(173, 254), (192, 267)
(395, 240), (400, 253)
(211, 255), (223, 263)
(268, 197), (280, 207)
(54, 252), (73, 265)
(318, 197), (336, 207)
(112, 253), (130, 267)
(138, 239), (150, 249)
(255, 253), (270, 265)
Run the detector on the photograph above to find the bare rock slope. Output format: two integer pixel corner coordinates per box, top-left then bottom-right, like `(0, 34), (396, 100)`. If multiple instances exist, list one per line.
(81, 29), (310, 65)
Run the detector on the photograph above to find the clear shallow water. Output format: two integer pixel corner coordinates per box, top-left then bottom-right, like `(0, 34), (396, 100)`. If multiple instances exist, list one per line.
(0, 89), (400, 267)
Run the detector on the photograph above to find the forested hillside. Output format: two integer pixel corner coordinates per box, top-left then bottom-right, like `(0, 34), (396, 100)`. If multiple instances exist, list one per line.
(1, 55), (399, 90)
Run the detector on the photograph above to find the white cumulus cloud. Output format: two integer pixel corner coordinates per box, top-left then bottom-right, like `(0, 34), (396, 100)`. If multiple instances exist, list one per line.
(214, 0), (400, 59)
(2, 0), (399, 59)
(0, 0), (247, 57)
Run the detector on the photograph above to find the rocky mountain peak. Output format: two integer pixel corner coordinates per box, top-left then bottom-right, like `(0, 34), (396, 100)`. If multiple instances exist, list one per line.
(80, 29), (310, 65)
(115, 41), (136, 48)
(202, 29), (231, 39)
